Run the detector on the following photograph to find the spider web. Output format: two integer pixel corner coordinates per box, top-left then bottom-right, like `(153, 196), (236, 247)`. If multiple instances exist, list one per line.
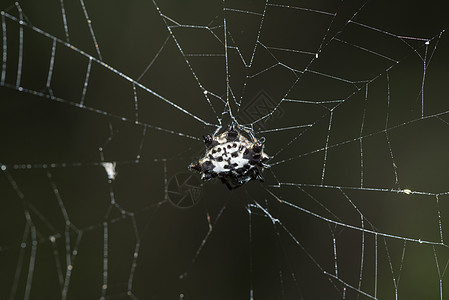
(1, 0), (449, 299)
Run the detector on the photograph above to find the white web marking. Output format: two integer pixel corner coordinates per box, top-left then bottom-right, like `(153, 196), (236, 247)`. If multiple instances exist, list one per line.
(15, 2), (24, 88)
(58, 0), (70, 43)
(1, 13), (6, 85)
(80, 57), (92, 106)
(321, 110), (333, 185)
(79, 0), (102, 61)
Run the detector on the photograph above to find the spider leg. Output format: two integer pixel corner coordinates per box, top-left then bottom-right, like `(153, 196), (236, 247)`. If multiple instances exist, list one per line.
(236, 124), (260, 145)
(221, 177), (241, 190)
(220, 177), (230, 189)
(226, 181), (235, 190)
(253, 168), (264, 182)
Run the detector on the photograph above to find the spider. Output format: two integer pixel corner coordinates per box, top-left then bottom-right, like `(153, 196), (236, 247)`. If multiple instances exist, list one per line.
(189, 124), (270, 190)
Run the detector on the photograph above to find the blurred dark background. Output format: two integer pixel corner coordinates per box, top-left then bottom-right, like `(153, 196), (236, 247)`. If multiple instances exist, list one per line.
(1, 0), (449, 299)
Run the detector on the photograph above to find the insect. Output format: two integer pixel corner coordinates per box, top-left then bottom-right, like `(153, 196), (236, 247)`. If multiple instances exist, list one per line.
(189, 124), (270, 189)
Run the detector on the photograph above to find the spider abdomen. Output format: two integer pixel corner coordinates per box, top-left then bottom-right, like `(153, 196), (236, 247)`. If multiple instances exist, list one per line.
(189, 126), (270, 189)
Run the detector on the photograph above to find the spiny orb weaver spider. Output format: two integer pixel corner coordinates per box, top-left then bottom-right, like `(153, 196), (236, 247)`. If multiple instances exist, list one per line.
(189, 124), (270, 190)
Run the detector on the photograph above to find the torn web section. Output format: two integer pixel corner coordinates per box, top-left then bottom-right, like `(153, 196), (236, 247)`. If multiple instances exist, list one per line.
(0, 86), (186, 300)
(0, 3), (210, 299)
(0, 56), (171, 300)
